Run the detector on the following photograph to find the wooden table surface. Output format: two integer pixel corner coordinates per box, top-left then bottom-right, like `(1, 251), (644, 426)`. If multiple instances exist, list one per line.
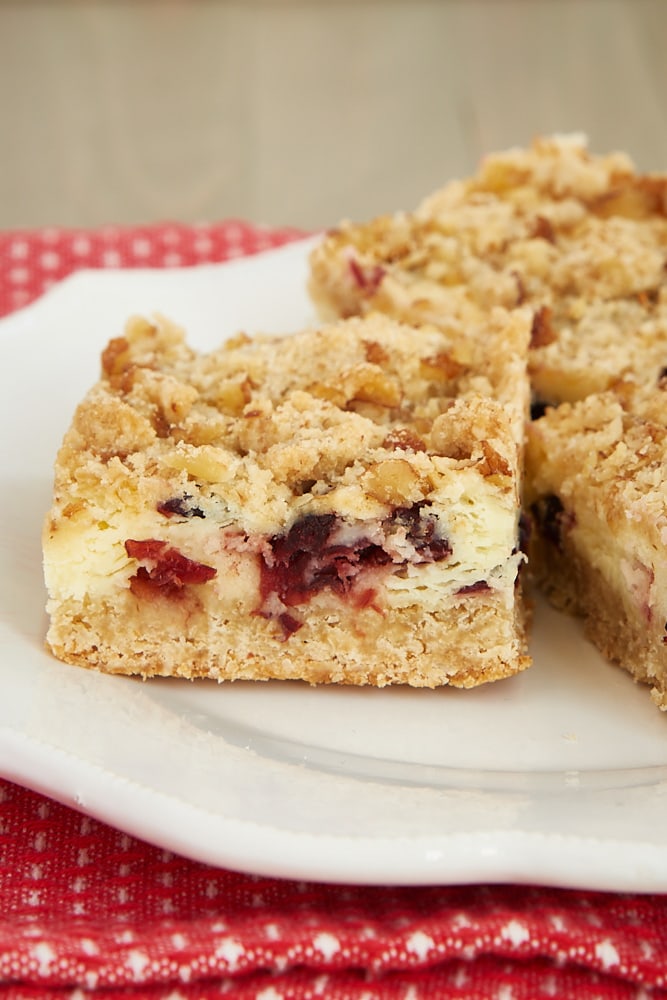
(1, 0), (666, 232)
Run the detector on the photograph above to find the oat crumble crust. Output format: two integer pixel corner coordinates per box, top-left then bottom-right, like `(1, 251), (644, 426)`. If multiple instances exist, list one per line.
(43, 310), (531, 687)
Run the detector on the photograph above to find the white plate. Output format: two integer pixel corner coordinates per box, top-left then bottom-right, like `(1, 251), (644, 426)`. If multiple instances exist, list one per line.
(2, 236), (667, 891)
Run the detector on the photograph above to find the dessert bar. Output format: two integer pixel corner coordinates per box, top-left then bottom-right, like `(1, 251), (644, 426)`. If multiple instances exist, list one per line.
(43, 309), (531, 687)
(526, 380), (667, 707)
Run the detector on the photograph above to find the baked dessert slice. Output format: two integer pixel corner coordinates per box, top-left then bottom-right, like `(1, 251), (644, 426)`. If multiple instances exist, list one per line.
(525, 380), (667, 707)
(309, 134), (667, 408)
(43, 307), (531, 688)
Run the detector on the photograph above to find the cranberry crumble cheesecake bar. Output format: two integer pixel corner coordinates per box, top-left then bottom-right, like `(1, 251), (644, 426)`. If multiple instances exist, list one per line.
(309, 134), (667, 409)
(43, 308), (531, 687)
(526, 380), (667, 707)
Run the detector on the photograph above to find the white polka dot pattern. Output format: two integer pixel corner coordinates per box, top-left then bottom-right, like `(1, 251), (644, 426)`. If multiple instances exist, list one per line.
(0, 220), (305, 318)
(1, 222), (666, 998)
(1, 785), (666, 1000)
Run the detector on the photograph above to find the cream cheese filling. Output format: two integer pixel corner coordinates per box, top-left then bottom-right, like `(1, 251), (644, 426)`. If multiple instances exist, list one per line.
(44, 483), (519, 612)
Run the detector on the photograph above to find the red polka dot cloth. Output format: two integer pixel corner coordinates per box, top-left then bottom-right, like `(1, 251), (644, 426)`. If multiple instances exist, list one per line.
(1, 221), (667, 999)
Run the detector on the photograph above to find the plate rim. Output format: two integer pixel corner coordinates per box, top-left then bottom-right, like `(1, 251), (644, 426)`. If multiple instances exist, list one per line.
(3, 240), (667, 891)
(5, 724), (667, 891)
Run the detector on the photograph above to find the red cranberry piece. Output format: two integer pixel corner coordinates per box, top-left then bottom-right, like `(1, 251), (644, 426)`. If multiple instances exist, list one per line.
(390, 504), (452, 562)
(157, 495), (205, 518)
(348, 258), (386, 293)
(457, 581), (491, 595)
(125, 539), (216, 599)
(261, 515), (389, 610)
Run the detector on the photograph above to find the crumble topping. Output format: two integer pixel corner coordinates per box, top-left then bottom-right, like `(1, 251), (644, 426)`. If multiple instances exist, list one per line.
(309, 134), (667, 407)
(51, 310), (528, 540)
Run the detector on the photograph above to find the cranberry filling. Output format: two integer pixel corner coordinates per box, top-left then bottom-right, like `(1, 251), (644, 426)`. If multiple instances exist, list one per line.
(530, 494), (572, 552)
(457, 581), (491, 595)
(261, 514), (391, 610)
(390, 505), (452, 562)
(125, 538), (216, 599)
(259, 505), (451, 636)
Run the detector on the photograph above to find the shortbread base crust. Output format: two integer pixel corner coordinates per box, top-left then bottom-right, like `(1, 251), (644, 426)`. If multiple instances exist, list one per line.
(46, 582), (530, 689)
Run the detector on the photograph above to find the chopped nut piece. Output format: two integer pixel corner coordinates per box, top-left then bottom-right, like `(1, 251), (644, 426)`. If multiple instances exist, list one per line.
(530, 306), (556, 348)
(163, 445), (236, 483)
(382, 428), (427, 452)
(344, 364), (402, 408)
(364, 459), (424, 505)
(419, 352), (465, 382)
